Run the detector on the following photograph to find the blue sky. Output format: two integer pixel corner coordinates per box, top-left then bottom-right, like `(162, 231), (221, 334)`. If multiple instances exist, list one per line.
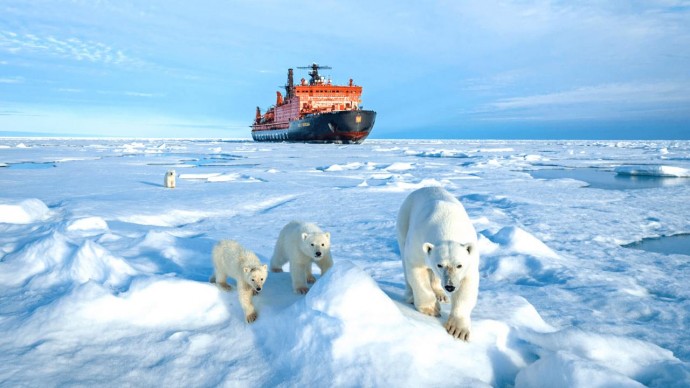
(1, 0), (689, 139)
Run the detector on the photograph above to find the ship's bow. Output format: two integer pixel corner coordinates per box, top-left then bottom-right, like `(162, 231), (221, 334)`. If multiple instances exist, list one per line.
(305, 110), (376, 144)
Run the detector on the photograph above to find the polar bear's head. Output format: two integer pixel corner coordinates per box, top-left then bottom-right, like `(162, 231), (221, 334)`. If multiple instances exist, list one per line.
(243, 264), (268, 293)
(300, 232), (331, 261)
(423, 241), (476, 293)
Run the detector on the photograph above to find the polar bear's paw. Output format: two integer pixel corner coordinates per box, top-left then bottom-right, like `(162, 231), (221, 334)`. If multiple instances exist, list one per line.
(295, 286), (309, 295)
(444, 316), (470, 341)
(307, 274), (316, 284)
(246, 312), (258, 323)
(418, 303), (440, 317)
(434, 291), (449, 303)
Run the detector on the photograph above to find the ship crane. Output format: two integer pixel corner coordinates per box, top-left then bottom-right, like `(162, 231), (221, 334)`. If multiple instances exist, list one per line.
(297, 63), (332, 85)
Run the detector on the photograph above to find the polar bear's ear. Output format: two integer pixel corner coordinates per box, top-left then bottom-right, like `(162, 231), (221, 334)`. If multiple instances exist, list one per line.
(324, 232), (330, 240)
(423, 242), (434, 254)
(243, 267), (251, 273)
(302, 233), (309, 240)
(262, 264), (268, 271)
(466, 243), (474, 255)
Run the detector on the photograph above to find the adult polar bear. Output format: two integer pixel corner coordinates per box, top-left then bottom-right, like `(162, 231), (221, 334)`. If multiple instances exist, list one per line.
(397, 186), (479, 341)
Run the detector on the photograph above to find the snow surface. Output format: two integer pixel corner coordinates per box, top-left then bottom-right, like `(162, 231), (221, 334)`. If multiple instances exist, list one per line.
(1, 138), (690, 387)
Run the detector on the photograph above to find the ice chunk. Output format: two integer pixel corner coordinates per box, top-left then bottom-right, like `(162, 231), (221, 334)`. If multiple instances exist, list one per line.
(615, 165), (690, 177)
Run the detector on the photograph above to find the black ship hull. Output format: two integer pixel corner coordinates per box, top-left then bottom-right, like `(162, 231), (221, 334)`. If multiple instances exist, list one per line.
(251, 110), (376, 144)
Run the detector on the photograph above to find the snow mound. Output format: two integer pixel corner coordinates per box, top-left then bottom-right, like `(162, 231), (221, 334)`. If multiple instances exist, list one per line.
(178, 172), (221, 180)
(404, 149), (470, 158)
(75, 278), (227, 328)
(16, 278), (229, 346)
(66, 216), (109, 232)
(0, 198), (51, 224)
(491, 226), (559, 259)
(482, 227), (566, 285)
(383, 162), (414, 171)
(305, 261), (404, 326)
(318, 162), (364, 171)
(68, 240), (137, 287)
(256, 262), (497, 386)
(0, 232), (136, 288)
(118, 209), (207, 227)
(615, 165), (690, 177)
(517, 328), (689, 387)
(0, 232), (72, 287)
(516, 351), (645, 387)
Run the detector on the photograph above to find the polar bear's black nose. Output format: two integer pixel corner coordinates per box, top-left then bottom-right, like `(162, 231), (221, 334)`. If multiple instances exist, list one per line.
(256, 287), (261, 291)
(445, 285), (456, 292)
(315, 251), (322, 257)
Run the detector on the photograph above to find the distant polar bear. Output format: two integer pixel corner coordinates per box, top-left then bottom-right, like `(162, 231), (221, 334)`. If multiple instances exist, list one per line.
(210, 240), (268, 323)
(164, 170), (176, 188)
(270, 221), (333, 294)
(397, 186), (479, 341)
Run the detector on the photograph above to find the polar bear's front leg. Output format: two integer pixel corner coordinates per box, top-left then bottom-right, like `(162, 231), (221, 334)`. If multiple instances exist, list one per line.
(238, 283), (258, 323)
(445, 273), (478, 341)
(428, 268), (449, 303)
(407, 265), (440, 317)
(305, 264), (316, 284)
(290, 262), (310, 294)
(316, 255), (333, 277)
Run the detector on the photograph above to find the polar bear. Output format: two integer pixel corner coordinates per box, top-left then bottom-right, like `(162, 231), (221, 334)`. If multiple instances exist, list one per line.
(164, 170), (176, 188)
(397, 186), (479, 341)
(210, 240), (268, 323)
(270, 221), (333, 294)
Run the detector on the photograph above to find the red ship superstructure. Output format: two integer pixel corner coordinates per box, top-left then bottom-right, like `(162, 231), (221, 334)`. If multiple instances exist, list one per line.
(251, 63), (376, 143)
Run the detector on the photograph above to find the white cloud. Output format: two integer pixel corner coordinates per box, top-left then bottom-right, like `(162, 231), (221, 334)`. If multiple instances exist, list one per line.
(490, 82), (690, 110)
(469, 80), (690, 121)
(0, 30), (141, 67)
(0, 77), (24, 84)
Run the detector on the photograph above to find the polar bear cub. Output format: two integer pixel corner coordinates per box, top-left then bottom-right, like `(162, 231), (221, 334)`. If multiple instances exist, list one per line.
(270, 221), (333, 294)
(397, 186), (479, 341)
(210, 240), (268, 323)
(164, 170), (176, 188)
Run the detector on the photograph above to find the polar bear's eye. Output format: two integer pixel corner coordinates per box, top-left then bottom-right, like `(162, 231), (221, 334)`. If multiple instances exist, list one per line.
(310, 243), (314, 246)
(437, 264), (443, 268)
(456, 264), (463, 269)
(321, 243), (324, 247)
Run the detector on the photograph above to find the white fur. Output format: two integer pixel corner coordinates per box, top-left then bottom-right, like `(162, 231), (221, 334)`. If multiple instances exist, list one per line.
(164, 170), (176, 188)
(210, 240), (268, 323)
(397, 187), (479, 341)
(270, 221), (333, 294)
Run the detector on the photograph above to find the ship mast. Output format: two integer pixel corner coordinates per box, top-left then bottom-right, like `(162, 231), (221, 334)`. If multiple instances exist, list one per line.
(297, 63), (332, 85)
